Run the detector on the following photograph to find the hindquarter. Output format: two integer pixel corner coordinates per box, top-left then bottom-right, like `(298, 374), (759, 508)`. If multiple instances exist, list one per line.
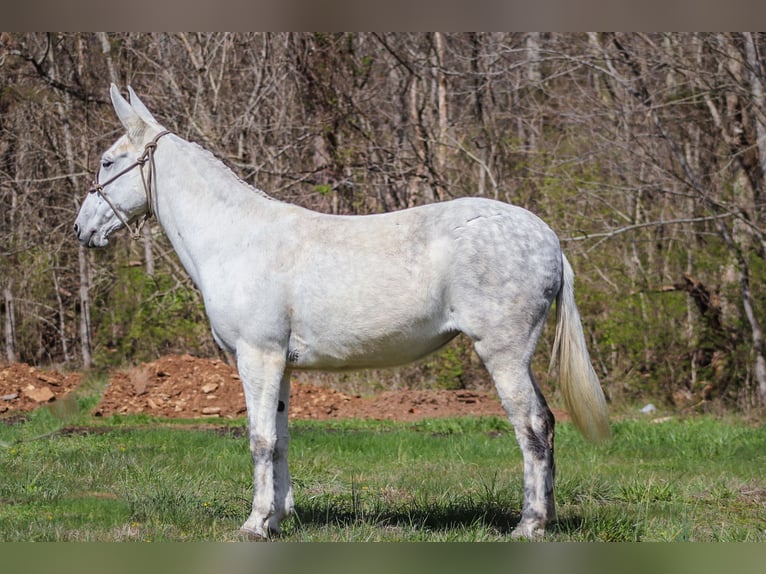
(446, 206), (562, 351)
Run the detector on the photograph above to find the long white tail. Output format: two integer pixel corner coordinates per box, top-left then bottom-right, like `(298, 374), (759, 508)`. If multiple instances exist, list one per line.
(551, 254), (611, 443)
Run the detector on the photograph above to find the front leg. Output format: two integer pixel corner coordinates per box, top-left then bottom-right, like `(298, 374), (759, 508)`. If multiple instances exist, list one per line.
(268, 370), (294, 534)
(236, 344), (287, 539)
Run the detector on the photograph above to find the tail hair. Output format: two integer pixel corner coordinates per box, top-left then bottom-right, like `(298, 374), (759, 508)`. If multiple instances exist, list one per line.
(550, 254), (611, 443)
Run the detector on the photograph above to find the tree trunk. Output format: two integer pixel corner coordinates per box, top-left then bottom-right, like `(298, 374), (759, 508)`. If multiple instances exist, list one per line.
(742, 33), (766, 401)
(526, 32), (542, 84)
(433, 32), (448, 201)
(743, 32), (766, 201)
(51, 267), (71, 363)
(3, 282), (16, 363)
(97, 32), (119, 85)
(78, 245), (92, 369)
(408, 76), (430, 205)
(143, 224), (156, 277)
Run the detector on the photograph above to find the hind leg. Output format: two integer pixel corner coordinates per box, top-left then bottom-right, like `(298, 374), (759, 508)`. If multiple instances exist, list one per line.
(510, 376), (556, 539)
(475, 344), (557, 540)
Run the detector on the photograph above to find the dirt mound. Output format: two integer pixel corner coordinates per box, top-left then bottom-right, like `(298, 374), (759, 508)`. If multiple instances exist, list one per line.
(95, 354), (245, 418)
(3, 354), (569, 423)
(95, 354), (514, 421)
(0, 362), (82, 415)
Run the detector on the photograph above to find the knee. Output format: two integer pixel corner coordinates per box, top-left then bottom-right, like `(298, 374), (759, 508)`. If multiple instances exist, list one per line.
(250, 435), (277, 460)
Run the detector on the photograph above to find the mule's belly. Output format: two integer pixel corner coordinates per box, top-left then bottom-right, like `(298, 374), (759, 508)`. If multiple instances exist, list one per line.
(285, 325), (459, 371)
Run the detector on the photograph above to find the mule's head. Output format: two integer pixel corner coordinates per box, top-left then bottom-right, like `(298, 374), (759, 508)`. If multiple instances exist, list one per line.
(74, 84), (166, 247)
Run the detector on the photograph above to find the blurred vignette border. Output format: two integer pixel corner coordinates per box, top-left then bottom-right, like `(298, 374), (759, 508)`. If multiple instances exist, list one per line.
(2, 543), (765, 574)
(3, 0), (764, 30)
(2, 1), (764, 574)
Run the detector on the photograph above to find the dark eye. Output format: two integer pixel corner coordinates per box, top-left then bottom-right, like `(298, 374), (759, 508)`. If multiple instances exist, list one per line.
(101, 159), (113, 169)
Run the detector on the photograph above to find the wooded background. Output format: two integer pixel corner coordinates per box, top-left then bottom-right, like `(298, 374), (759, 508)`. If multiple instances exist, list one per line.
(2, 32), (766, 410)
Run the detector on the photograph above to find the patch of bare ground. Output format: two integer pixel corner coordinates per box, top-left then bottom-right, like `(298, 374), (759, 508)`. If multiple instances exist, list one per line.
(3, 354), (569, 423)
(0, 362), (82, 416)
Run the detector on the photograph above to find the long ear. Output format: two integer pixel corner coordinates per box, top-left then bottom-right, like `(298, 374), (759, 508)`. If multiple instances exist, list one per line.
(127, 86), (161, 127)
(110, 83), (146, 142)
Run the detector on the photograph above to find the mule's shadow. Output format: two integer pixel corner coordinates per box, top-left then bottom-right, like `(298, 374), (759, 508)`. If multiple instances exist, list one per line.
(292, 501), (520, 535)
(289, 501), (584, 538)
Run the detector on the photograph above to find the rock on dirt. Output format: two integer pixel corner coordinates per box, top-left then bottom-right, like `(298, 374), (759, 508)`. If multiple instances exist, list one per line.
(0, 363), (82, 415)
(3, 354), (570, 423)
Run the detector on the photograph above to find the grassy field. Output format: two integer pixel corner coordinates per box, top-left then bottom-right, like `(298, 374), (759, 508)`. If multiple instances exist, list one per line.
(0, 395), (764, 542)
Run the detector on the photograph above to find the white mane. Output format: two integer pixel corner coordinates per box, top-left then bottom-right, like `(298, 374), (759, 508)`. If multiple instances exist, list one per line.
(181, 138), (277, 202)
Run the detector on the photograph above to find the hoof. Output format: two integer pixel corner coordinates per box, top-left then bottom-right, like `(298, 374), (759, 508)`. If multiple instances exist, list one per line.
(239, 526), (269, 541)
(510, 523), (545, 540)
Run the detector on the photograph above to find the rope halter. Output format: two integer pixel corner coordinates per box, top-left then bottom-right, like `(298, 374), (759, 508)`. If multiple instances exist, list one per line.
(87, 130), (170, 240)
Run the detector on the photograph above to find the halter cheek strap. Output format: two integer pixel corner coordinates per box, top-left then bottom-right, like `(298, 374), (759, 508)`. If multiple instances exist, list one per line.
(88, 130), (170, 240)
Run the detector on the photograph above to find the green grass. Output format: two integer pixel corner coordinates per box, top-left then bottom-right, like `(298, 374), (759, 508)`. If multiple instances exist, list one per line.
(0, 401), (764, 541)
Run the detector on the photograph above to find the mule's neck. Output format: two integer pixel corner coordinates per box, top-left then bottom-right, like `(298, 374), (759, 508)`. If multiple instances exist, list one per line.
(151, 134), (280, 288)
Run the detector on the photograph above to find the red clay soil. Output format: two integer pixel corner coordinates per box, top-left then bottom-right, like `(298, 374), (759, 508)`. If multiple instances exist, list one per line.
(1, 354), (569, 423)
(0, 362), (82, 416)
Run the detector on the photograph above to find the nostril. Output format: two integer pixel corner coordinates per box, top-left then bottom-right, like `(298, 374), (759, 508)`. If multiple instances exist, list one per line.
(73, 223), (80, 235)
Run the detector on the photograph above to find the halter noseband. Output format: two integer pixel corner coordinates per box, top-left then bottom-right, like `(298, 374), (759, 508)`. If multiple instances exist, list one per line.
(88, 130), (170, 240)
